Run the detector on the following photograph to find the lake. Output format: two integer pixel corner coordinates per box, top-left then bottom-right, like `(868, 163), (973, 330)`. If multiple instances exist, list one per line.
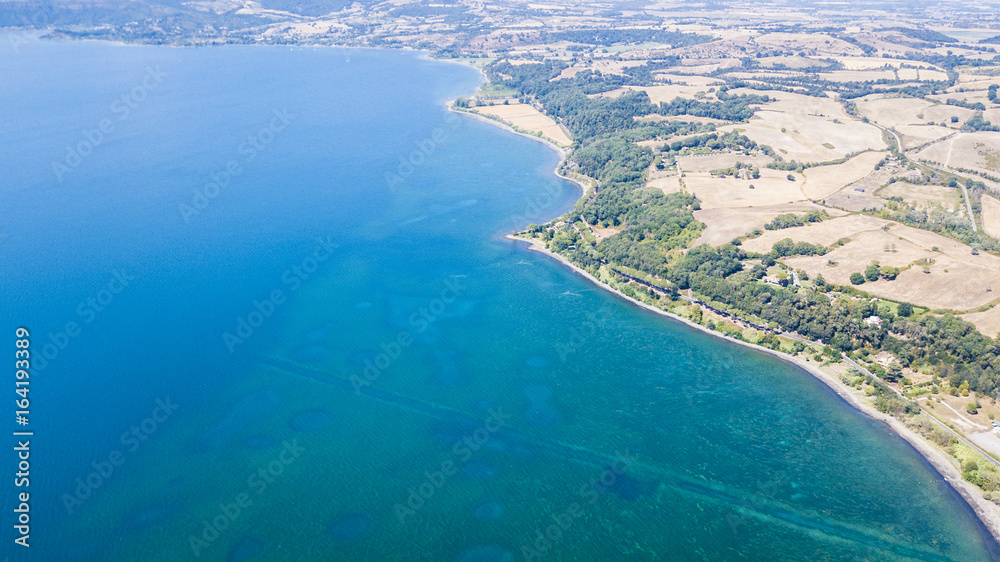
(1, 38), (996, 561)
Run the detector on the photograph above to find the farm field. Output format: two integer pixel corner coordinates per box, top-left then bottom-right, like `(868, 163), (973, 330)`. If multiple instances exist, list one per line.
(802, 151), (887, 200)
(683, 168), (806, 209)
(983, 194), (1000, 239)
(744, 215), (1000, 310)
(693, 202), (845, 246)
(916, 132), (1000, 176)
(471, 103), (573, 146)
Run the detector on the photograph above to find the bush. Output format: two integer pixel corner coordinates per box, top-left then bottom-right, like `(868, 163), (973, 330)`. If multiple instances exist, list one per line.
(786, 173), (795, 181)
(850, 272), (865, 285)
(968, 402), (979, 414)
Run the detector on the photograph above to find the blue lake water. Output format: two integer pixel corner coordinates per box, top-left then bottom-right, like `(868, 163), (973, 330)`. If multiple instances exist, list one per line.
(1, 37), (998, 561)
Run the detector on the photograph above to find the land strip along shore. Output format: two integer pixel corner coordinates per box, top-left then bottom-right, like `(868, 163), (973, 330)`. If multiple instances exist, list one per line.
(507, 234), (1000, 545)
(449, 59), (1000, 545)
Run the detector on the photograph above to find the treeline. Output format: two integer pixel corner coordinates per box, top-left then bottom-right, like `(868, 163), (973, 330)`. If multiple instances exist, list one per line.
(546, 29), (712, 48)
(711, 160), (760, 179)
(771, 238), (828, 257)
(668, 245), (1000, 395)
(657, 92), (767, 121)
(946, 98), (987, 111)
(963, 114), (999, 132)
(764, 211), (826, 230)
(887, 27), (958, 44)
(663, 130), (757, 155)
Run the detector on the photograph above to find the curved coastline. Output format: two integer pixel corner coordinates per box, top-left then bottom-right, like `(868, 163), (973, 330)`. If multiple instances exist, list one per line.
(442, 94), (1000, 547)
(505, 233), (1000, 548)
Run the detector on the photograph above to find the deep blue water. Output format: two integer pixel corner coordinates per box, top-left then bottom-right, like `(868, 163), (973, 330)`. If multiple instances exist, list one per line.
(1, 37), (998, 561)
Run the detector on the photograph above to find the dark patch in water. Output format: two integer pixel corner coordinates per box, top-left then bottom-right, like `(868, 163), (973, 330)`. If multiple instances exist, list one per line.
(289, 410), (331, 432)
(472, 500), (504, 520)
(595, 469), (656, 502)
(243, 435), (277, 450)
(327, 512), (374, 543)
(228, 537), (265, 561)
(456, 544), (515, 562)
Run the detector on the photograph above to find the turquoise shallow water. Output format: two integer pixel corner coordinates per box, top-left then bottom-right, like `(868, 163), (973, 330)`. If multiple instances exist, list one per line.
(1, 37), (998, 561)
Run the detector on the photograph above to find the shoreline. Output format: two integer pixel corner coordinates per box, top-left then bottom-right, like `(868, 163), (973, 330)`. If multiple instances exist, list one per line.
(430, 54), (1000, 549)
(506, 233), (1000, 546)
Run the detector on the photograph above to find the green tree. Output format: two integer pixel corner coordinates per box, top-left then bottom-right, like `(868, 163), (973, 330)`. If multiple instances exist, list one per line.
(879, 266), (900, 280)
(897, 302), (913, 317)
(850, 272), (865, 285)
(864, 263), (880, 282)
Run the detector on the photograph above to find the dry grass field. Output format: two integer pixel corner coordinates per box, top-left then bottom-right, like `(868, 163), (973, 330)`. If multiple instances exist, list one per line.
(744, 215), (1000, 310)
(693, 202), (846, 246)
(922, 104), (975, 124)
(898, 68), (950, 81)
(802, 151), (886, 199)
(833, 57), (944, 70)
(820, 69), (897, 82)
(754, 32), (863, 55)
(895, 125), (955, 150)
(684, 168), (806, 209)
(676, 152), (773, 173)
(857, 97), (974, 131)
(857, 97), (932, 127)
(645, 164), (683, 195)
(471, 103), (573, 146)
(916, 132), (1000, 176)
(652, 73), (726, 87)
(717, 90), (885, 162)
(982, 194), (1000, 239)
(961, 307), (1000, 340)
(722, 112), (883, 163)
(876, 182), (963, 211)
